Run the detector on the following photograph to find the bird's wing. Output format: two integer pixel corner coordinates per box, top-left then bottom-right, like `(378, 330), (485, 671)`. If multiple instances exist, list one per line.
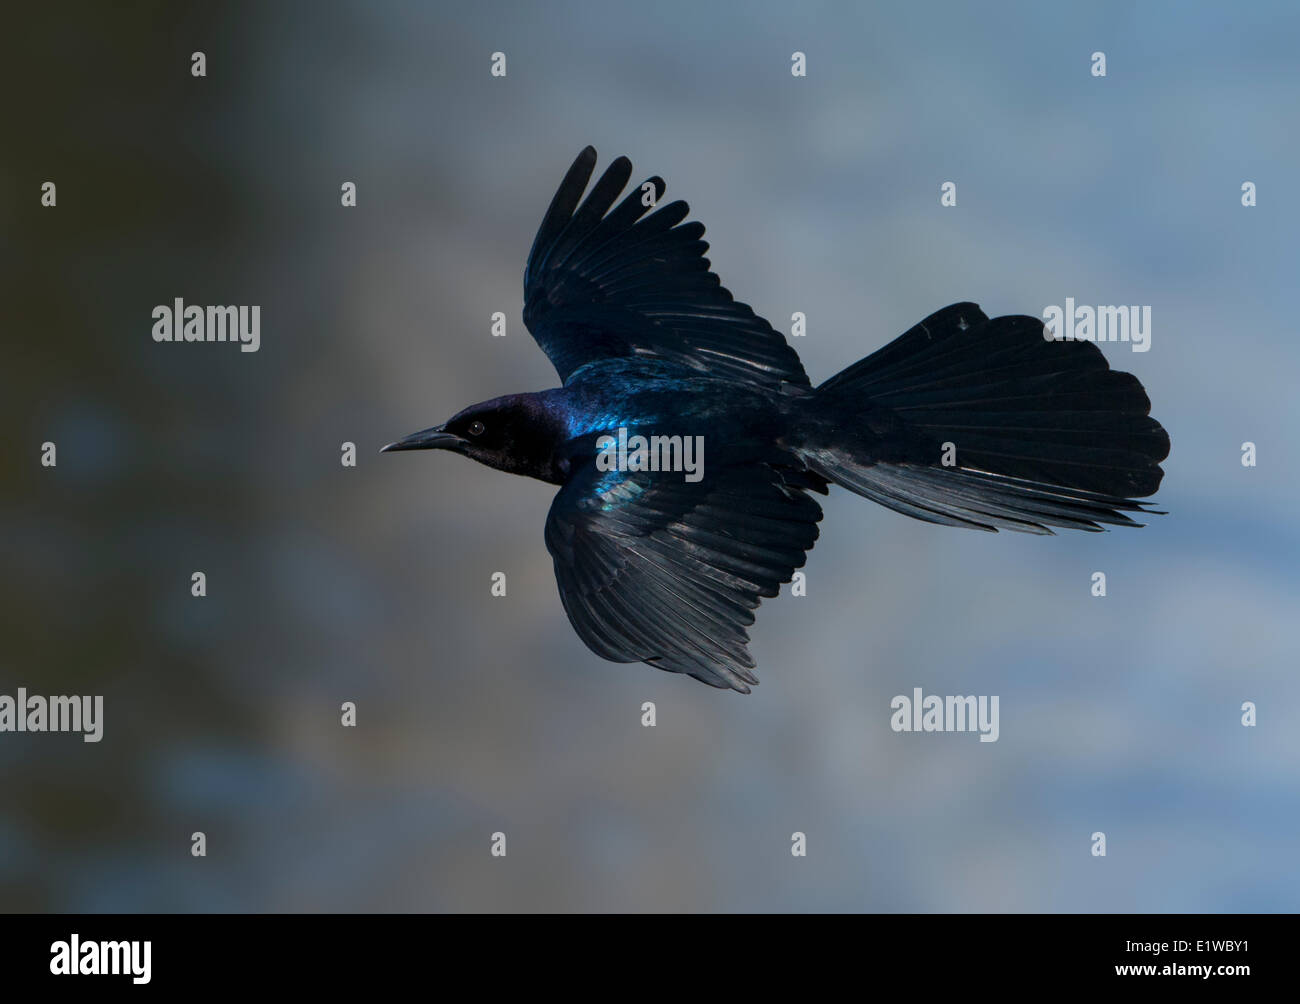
(543, 453), (823, 692)
(523, 147), (810, 391)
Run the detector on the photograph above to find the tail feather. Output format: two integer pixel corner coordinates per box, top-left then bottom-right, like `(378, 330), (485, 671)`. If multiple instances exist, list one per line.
(801, 303), (1170, 534)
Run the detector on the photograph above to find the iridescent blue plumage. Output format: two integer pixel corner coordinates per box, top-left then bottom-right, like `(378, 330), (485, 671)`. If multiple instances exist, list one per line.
(383, 146), (1170, 693)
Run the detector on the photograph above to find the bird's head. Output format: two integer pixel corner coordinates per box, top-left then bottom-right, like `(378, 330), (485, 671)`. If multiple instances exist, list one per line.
(381, 392), (569, 483)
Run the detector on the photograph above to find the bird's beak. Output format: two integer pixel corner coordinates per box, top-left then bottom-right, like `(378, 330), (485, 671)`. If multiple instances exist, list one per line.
(380, 425), (466, 453)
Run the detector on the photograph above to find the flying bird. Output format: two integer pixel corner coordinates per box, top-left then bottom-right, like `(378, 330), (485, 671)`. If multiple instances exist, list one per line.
(383, 147), (1170, 693)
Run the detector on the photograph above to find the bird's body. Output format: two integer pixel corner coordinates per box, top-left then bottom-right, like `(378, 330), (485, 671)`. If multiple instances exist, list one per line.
(385, 147), (1170, 693)
(552, 360), (798, 475)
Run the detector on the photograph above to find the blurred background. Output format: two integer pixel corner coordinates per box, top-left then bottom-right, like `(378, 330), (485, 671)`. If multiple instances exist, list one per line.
(2, 0), (1297, 912)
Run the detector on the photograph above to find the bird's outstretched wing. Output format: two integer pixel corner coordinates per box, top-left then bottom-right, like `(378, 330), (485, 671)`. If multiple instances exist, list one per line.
(543, 452), (823, 692)
(523, 146), (809, 391)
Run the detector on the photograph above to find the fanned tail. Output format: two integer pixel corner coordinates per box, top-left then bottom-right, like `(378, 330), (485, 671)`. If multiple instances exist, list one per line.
(799, 303), (1170, 533)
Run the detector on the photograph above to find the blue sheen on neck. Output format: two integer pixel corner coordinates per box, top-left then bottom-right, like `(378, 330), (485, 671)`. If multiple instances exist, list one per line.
(562, 408), (658, 440)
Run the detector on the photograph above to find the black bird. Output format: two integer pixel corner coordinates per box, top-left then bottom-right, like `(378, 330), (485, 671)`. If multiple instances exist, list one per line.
(384, 147), (1170, 693)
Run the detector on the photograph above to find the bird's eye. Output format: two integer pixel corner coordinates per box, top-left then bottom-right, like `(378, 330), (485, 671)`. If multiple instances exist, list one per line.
(468, 420), (486, 436)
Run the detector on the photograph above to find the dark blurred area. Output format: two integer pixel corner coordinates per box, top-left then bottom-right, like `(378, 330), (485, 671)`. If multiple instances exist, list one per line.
(2, 1), (1298, 912)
